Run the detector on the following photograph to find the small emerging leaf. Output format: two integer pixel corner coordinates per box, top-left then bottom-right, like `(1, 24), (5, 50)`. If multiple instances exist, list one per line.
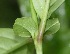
(44, 18), (60, 36)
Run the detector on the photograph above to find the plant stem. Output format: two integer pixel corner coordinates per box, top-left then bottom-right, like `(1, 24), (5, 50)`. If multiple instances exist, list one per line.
(34, 39), (42, 54)
(37, 0), (50, 43)
(36, 0), (50, 54)
(30, 0), (50, 54)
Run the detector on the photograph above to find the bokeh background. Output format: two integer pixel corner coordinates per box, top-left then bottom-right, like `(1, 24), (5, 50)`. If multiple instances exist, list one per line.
(0, 0), (70, 54)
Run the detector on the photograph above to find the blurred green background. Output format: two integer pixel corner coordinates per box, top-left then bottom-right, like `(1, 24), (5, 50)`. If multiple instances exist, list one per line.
(0, 0), (70, 54)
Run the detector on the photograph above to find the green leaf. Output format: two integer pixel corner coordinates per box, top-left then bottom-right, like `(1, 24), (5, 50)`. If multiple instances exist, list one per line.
(32, 0), (50, 19)
(13, 24), (31, 37)
(50, 0), (57, 6)
(44, 18), (60, 35)
(13, 17), (38, 37)
(30, 0), (38, 25)
(0, 28), (30, 54)
(10, 42), (35, 54)
(10, 44), (28, 54)
(27, 43), (35, 54)
(48, 0), (65, 18)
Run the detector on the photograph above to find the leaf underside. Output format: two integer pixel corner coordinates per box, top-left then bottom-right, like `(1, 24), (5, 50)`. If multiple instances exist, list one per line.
(32, 0), (51, 19)
(10, 42), (35, 54)
(0, 28), (30, 54)
(48, 0), (65, 18)
(44, 18), (60, 36)
(13, 17), (37, 37)
(13, 24), (31, 37)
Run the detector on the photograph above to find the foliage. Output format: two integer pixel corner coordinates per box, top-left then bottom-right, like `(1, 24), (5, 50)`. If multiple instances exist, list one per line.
(0, 0), (66, 54)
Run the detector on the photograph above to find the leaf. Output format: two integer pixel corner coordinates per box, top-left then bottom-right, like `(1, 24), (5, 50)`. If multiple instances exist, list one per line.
(32, 0), (50, 19)
(0, 28), (30, 54)
(48, 0), (65, 18)
(27, 43), (35, 54)
(44, 18), (60, 36)
(13, 24), (31, 37)
(10, 44), (28, 54)
(10, 43), (35, 54)
(50, 0), (57, 6)
(13, 17), (38, 37)
(30, 0), (38, 25)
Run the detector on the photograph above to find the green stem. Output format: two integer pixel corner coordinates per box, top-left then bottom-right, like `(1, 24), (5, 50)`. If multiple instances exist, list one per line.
(30, 0), (50, 54)
(37, 18), (46, 42)
(37, 0), (50, 43)
(36, 0), (50, 54)
(34, 39), (42, 54)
